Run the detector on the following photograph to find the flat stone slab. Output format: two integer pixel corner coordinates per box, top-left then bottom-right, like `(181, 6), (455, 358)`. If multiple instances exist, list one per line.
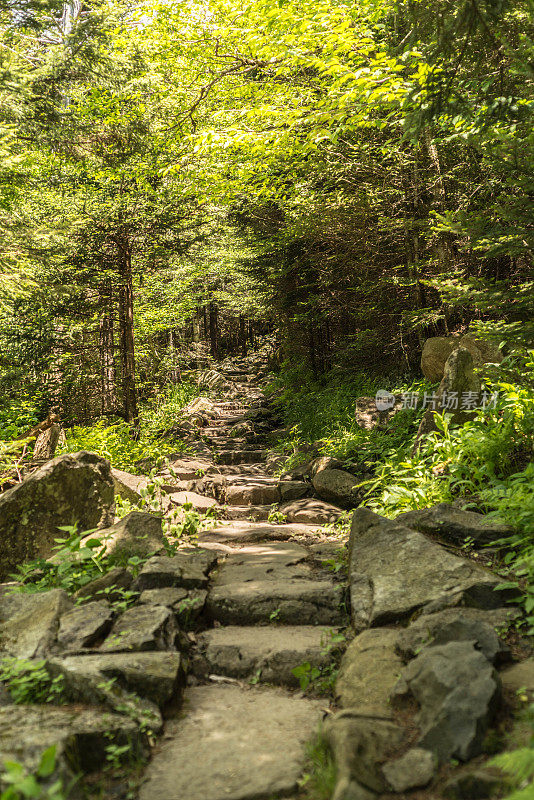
(138, 685), (322, 800)
(223, 476), (281, 506)
(138, 587), (208, 629)
(194, 625), (339, 686)
(166, 457), (215, 480)
(222, 505), (272, 521)
(349, 508), (509, 629)
(100, 604), (179, 652)
(207, 543), (346, 625)
(57, 599), (113, 651)
(51, 651), (186, 709)
(199, 520), (321, 545)
(168, 491), (219, 511)
(133, 548), (218, 591)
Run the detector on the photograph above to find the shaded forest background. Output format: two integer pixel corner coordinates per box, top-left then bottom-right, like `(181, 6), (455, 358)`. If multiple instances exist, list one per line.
(0, 0), (531, 431)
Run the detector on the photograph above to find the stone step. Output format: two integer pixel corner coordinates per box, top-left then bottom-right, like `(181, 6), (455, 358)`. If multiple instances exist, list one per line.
(206, 542), (347, 625)
(224, 476), (280, 505)
(193, 625), (340, 686)
(199, 520), (322, 544)
(137, 685), (321, 800)
(205, 463), (269, 477)
(222, 505), (272, 521)
(216, 449), (268, 466)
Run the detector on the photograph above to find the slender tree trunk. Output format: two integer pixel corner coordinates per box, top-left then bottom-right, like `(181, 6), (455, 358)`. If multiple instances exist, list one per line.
(209, 302), (219, 359)
(239, 316), (247, 356)
(99, 278), (116, 415)
(117, 244), (138, 427)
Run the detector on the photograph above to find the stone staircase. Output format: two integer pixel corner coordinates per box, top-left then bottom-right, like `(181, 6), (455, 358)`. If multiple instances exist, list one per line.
(138, 358), (346, 800)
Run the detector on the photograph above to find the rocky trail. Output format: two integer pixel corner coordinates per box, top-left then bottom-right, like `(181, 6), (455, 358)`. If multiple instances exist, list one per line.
(0, 355), (532, 800)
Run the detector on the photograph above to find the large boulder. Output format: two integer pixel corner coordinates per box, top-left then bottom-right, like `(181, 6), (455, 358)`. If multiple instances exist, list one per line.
(392, 641), (501, 763)
(415, 347), (481, 445)
(398, 503), (513, 546)
(0, 451), (114, 580)
(421, 335), (502, 383)
(312, 469), (363, 508)
(348, 509), (511, 631)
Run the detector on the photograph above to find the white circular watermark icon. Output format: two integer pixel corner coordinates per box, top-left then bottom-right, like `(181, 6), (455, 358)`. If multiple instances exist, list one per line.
(375, 390), (396, 411)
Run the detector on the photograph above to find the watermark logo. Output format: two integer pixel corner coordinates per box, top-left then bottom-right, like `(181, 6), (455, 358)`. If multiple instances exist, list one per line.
(375, 390), (396, 411)
(372, 389), (500, 412)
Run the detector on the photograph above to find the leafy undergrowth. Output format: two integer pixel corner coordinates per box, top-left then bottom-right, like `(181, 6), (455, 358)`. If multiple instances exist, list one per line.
(271, 352), (534, 800)
(57, 381), (202, 472)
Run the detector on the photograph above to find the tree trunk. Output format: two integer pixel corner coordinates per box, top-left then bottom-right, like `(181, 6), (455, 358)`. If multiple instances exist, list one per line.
(209, 302), (219, 359)
(239, 316), (247, 356)
(117, 244), (138, 427)
(99, 278), (116, 415)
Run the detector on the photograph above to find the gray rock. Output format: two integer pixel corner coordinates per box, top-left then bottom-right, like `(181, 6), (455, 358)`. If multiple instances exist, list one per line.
(349, 509), (508, 630)
(50, 651), (185, 710)
(279, 498), (343, 524)
(392, 641), (500, 762)
(397, 607), (509, 664)
(0, 589), (72, 658)
(133, 548), (217, 592)
(336, 628), (403, 714)
(138, 587), (208, 629)
(382, 748), (436, 792)
(224, 477), (280, 506)
(421, 335), (502, 383)
(194, 625), (339, 686)
(101, 604), (180, 652)
(324, 709), (404, 797)
(398, 503), (513, 546)
(278, 480), (311, 502)
(206, 543), (346, 626)
(168, 491), (218, 511)
(415, 347), (481, 443)
(0, 451), (114, 580)
(57, 600), (113, 651)
(199, 520), (318, 545)
(111, 467), (148, 503)
(138, 587), (189, 606)
(312, 469), (362, 508)
(164, 457), (214, 481)
(86, 511), (164, 562)
(0, 705), (144, 791)
(74, 566), (133, 602)
(138, 684), (322, 800)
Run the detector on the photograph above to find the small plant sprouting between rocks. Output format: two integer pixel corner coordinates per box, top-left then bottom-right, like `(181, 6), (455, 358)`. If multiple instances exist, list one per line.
(267, 506), (287, 524)
(298, 731), (336, 800)
(0, 746), (68, 800)
(291, 630), (346, 695)
(0, 658), (64, 706)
